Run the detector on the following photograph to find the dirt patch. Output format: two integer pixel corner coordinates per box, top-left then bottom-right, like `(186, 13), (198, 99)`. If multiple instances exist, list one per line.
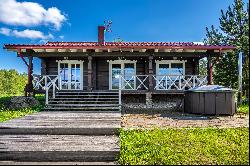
(122, 112), (249, 129)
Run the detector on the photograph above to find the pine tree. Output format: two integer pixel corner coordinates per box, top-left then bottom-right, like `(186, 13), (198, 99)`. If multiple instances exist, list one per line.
(205, 0), (249, 96)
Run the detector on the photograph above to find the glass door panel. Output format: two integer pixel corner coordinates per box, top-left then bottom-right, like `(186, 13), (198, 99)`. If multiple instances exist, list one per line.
(70, 64), (81, 90)
(112, 64), (121, 89)
(170, 63), (184, 76)
(60, 63), (68, 90)
(157, 64), (169, 89)
(124, 63), (135, 89)
(111, 62), (136, 90)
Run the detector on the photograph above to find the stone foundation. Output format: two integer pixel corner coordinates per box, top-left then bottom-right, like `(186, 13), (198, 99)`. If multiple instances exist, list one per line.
(122, 93), (184, 114)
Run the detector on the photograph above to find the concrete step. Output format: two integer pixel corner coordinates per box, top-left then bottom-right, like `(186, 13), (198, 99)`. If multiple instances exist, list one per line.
(0, 135), (119, 162)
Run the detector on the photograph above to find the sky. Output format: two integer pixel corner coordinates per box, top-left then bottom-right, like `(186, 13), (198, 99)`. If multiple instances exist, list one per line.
(0, 0), (246, 74)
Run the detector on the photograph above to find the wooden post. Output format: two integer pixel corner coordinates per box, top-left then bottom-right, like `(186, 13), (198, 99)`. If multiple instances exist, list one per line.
(148, 55), (154, 91)
(41, 58), (47, 75)
(92, 57), (97, 90)
(207, 52), (213, 85)
(87, 55), (93, 91)
(25, 51), (34, 97)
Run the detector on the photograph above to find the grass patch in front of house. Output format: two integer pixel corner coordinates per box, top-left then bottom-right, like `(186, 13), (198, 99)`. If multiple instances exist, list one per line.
(237, 103), (249, 114)
(0, 95), (44, 122)
(119, 128), (249, 165)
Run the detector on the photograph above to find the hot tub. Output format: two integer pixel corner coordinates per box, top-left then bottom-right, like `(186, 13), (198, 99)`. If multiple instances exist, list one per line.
(184, 85), (237, 115)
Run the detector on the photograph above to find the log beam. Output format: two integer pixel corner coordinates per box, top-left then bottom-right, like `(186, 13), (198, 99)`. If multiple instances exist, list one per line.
(87, 55), (93, 91)
(25, 50), (34, 96)
(207, 51), (213, 85)
(148, 55), (154, 91)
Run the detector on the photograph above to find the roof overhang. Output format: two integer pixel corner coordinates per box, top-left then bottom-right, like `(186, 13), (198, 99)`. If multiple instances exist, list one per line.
(3, 42), (236, 54)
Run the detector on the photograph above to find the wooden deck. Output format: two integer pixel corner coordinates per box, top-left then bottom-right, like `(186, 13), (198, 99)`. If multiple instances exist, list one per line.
(0, 111), (121, 163)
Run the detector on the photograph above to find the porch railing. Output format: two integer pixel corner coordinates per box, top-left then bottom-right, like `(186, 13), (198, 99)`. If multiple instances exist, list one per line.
(32, 74), (207, 104)
(153, 75), (208, 90)
(118, 74), (207, 90)
(33, 75), (59, 104)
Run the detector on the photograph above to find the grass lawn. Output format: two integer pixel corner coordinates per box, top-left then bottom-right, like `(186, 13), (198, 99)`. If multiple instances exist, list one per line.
(119, 128), (249, 165)
(0, 96), (44, 122)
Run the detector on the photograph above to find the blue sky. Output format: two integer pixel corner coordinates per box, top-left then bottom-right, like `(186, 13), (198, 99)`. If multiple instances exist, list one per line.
(0, 0), (245, 74)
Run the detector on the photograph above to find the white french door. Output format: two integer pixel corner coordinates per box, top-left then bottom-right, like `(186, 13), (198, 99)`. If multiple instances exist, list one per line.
(58, 60), (83, 90)
(109, 60), (136, 90)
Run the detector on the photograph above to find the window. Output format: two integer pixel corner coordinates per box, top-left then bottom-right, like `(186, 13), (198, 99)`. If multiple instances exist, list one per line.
(156, 60), (185, 76)
(155, 60), (185, 90)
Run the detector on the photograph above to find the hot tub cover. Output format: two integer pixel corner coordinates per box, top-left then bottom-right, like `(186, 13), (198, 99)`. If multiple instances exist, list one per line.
(188, 85), (233, 91)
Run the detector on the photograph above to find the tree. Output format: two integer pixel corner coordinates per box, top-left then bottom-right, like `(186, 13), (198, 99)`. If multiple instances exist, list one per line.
(205, 0), (249, 96)
(0, 69), (27, 97)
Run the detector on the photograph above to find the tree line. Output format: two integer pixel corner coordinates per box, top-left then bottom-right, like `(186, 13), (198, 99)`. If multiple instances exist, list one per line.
(0, 69), (27, 97)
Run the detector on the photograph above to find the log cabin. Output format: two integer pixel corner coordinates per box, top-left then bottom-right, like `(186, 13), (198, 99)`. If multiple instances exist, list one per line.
(4, 26), (236, 112)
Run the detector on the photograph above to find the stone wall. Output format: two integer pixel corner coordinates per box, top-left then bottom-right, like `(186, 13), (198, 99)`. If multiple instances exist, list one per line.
(122, 93), (184, 114)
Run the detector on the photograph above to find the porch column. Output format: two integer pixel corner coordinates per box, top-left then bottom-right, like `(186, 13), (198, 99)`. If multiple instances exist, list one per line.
(41, 58), (47, 75)
(87, 55), (93, 91)
(26, 54), (34, 96)
(207, 52), (213, 85)
(148, 55), (154, 91)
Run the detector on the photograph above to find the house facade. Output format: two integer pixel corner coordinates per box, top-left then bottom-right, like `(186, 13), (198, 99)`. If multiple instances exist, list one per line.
(4, 26), (235, 111)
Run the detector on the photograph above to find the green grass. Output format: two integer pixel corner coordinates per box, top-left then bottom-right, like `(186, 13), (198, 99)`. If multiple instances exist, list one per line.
(0, 95), (44, 122)
(119, 128), (249, 165)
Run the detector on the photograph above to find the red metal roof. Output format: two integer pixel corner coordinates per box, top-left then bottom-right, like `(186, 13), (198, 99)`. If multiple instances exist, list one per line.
(4, 41), (236, 51)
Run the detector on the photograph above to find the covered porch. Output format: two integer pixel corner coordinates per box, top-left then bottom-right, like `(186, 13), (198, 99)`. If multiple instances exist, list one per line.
(4, 42), (235, 106)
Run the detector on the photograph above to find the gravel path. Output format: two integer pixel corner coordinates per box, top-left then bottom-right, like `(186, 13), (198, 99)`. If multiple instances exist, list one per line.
(122, 112), (249, 129)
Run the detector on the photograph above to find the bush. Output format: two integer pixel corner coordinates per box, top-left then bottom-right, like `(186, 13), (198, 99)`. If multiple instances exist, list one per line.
(0, 96), (44, 122)
(237, 104), (249, 114)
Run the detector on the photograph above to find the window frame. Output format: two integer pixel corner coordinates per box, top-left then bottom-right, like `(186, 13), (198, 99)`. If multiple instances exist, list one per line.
(155, 60), (186, 76)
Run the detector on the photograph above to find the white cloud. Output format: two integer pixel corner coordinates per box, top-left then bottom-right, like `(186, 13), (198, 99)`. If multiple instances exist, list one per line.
(0, 0), (66, 30)
(59, 35), (64, 39)
(0, 27), (11, 36)
(0, 27), (54, 40)
(13, 29), (54, 40)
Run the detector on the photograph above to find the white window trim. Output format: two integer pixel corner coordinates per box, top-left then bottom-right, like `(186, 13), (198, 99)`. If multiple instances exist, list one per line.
(155, 60), (186, 76)
(57, 60), (84, 90)
(108, 60), (137, 90)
